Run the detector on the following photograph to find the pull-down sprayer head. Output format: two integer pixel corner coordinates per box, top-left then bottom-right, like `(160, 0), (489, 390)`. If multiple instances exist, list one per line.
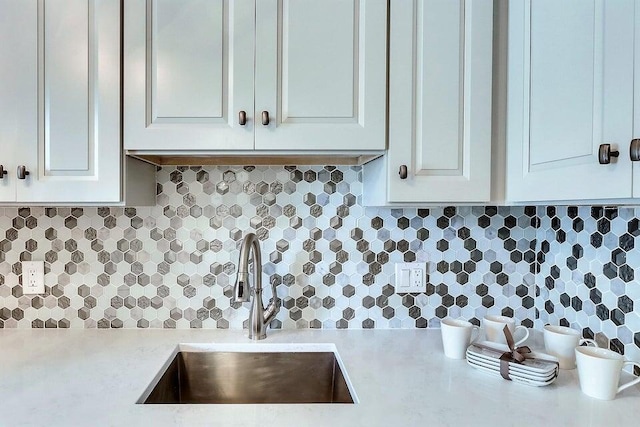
(233, 271), (251, 303)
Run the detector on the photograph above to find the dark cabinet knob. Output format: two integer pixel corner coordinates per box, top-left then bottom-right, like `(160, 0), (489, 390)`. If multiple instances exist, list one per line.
(261, 111), (270, 126)
(239, 110), (247, 126)
(598, 144), (619, 164)
(630, 139), (640, 161)
(399, 165), (408, 180)
(17, 165), (30, 180)
(0, 165), (6, 179)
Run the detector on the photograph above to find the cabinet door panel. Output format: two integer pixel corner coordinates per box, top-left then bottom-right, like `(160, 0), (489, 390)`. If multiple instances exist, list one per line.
(255, 0), (386, 151)
(45, 0), (91, 172)
(507, 0), (634, 201)
(386, 0), (493, 202)
(528, 4), (594, 167)
(153, 0), (224, 119)
(282, 0), (355, 119)
(16, 0), (121, 203)
(0, 0), (37, 202)
(124, 0), (255, 151)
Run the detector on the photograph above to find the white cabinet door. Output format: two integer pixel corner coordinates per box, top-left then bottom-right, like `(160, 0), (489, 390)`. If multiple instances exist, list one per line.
(507, 0), (635, 202)
(0, 0), (37, 202)
(254, 0), (387, 151)
(124, 0), (255, 151)
(383, 0), (493, 203)
(13, 0), (122, 203)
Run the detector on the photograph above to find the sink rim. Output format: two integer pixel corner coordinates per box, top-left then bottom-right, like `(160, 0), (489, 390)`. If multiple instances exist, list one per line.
(137, 342), (359, 404)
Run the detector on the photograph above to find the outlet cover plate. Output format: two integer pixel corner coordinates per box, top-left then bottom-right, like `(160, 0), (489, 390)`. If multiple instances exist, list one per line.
(22, 261), (45, 294)
(394, 262), (426, 293)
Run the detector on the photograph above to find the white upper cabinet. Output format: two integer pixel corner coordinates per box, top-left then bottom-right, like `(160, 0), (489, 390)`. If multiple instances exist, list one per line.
(363, 0), (493, 205)
(124, 0), (387, 153)
(0, 0), (154, 205)
(507, 0), (637, 202)
(124, 0), (255, 151)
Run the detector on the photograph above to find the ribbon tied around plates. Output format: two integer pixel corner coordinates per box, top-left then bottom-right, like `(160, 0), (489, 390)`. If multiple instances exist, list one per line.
(498, 325), (532, 380)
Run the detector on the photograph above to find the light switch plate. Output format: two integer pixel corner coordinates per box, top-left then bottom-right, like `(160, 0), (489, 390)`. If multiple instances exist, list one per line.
(394, 262), (426, 293)
(22, 261), (45, 294)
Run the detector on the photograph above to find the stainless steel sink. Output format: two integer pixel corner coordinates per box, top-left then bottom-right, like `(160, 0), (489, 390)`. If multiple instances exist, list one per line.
(138, 344), (356, 404)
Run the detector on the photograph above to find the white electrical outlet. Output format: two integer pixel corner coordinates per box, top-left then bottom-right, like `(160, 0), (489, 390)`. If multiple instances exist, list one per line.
(394, 262), (426, 293)
(22, 261), (45, 294)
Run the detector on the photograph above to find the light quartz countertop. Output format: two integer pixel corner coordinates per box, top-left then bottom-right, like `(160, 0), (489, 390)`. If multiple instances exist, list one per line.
(1, 328), (638, 427)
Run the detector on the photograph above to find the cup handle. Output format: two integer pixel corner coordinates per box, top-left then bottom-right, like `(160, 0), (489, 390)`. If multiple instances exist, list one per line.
(513, 325), (530, 346)
(618, 362), (640, 394)
(470, 326), (480, 344)
(579, 338), (598, 347)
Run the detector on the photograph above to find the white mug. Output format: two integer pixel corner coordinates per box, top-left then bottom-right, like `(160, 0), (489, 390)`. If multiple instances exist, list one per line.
(575, 347), (640, 400)
(483, 315), (529, 346)
(543, 325), (597, 369)
(441, 318), (480, 359)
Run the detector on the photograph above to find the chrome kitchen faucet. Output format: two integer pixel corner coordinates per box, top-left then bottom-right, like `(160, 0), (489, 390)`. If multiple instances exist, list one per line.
(233, 233), (280, 340)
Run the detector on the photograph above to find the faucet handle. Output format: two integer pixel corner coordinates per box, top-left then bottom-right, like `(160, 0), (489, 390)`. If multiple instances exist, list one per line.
(262, 297), (281, 326)
(270, 297), (282, 311)
(269, 297), (282, 316)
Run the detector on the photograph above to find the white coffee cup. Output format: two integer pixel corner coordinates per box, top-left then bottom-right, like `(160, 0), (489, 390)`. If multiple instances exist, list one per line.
(483, 315), (529, 346)
(575, 346), (640, 400)
(440, 318), (480, 359)
(543, 325), (597, 369)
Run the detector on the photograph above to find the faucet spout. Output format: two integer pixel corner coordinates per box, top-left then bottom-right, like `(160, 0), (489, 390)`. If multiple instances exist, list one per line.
(232, 233), (280, 340)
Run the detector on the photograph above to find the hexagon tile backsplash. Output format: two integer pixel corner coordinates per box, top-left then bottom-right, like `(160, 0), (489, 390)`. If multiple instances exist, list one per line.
(0, 166), (638, 366)
(0, 165), (538, 330)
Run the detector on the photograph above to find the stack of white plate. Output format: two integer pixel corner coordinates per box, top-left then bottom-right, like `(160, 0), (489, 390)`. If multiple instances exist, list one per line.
(466, 341), (559, 387)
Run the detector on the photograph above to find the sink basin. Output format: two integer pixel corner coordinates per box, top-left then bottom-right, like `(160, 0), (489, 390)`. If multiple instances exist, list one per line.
(138, 343), (357, 404)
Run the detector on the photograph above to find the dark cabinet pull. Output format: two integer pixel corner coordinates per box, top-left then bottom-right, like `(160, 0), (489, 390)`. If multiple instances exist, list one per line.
(399, 165), (408, 180)
(239, 110), (247, 126)
(630, 139), (640, 161)
(17, 165), (30, 179)
(0, 165), (6, 179)
(261, 111), (270, 126)
(598, 144), (619, 165)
